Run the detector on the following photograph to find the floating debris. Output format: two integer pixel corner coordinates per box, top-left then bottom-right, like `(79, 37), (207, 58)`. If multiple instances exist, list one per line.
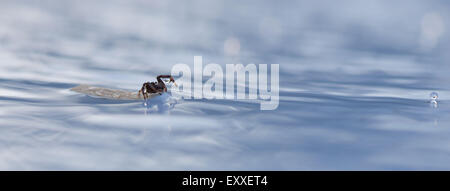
(429, 92), (439, 108)
(430, 92), (438, 104)
(70, 84), (159, 100)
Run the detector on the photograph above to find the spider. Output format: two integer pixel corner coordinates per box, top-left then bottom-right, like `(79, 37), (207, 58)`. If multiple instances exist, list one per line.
(139, 75), (177, 100)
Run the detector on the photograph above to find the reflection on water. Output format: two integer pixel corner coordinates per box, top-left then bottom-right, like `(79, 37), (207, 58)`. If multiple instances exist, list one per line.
(0, 0), (450, 170)
(143, 93), (178, 114)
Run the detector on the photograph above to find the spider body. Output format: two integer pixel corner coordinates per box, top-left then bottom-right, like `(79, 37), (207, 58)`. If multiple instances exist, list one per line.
(139, 75), (176, 100)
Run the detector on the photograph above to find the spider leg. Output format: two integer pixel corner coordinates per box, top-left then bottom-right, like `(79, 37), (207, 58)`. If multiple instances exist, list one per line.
(141, 84), (148, 100)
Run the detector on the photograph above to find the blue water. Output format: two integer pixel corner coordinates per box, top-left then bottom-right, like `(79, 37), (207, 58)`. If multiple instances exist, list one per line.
(1, 0), (450, 170)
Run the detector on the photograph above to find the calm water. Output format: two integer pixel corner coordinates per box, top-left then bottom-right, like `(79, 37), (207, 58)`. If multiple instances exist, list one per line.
(1, 0), (450, 170)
